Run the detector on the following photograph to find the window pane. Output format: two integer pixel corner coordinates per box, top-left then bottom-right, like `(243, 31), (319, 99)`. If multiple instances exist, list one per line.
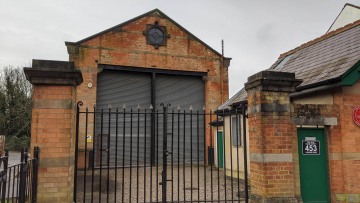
(231, 116), (241, 146)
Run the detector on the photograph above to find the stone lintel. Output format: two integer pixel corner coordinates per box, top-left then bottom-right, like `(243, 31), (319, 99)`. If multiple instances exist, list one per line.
(251, 194), (299, 203)
(34, 99), (72, 109)
(335, 193), (360, 202)
(24, 59), (83, 86)
(291, 117), (337, 126)
(250, 153), (293, 163)
(329, 152), (360, 160)
(40, 156), (74, 168)
(245, 71), (302, 92)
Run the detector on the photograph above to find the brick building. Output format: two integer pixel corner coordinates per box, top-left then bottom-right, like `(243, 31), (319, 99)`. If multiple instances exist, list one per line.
(65, 9), (230, 111)
(24, 9), (230, 202)
(65, 9), (230, 161)
(23, 6), (360, 203)
(219, 18), (360, 202)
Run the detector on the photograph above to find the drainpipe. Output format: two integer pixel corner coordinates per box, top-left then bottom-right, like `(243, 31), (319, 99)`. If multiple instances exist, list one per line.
(240, 102), (249, 202)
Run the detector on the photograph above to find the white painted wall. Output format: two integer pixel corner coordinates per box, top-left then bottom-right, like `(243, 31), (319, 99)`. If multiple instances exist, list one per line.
(221, 114), (250, 179)
(328, 5), (360, 32)
(292, 92), (334, 105)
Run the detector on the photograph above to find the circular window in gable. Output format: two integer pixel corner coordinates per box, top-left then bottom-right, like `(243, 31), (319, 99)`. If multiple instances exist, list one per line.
(148, 27), (165, 45)
(145, 23), (168, 48)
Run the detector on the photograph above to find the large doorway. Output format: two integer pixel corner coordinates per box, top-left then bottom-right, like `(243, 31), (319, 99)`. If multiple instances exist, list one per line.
(74, 67), (248, 202)
(297, 128), (329, 203)
(74, 106), (247, 202)
(96, 68), (205, 165)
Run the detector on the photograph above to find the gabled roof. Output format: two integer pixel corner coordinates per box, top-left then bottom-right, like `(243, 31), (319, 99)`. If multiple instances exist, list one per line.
(65, 8), (223, 57)
(220, 19), (360, 110)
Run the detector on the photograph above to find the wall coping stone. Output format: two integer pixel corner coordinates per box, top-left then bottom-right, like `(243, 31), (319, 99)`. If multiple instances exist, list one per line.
(24, 59), (83, 86)
(245, 71), (302, 92)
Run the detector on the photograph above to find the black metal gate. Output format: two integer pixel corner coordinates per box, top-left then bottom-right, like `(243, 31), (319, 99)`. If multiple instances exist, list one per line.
(74, 101), (249, 202)
(0, 147), (40, 203)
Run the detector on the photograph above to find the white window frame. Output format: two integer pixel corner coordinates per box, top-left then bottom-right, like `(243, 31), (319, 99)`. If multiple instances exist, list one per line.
(231, 115), (242, 146)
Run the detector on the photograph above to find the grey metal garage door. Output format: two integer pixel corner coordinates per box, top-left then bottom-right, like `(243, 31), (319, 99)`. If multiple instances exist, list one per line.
(155, 74), (205, 164)
(95, 69), (205, 166)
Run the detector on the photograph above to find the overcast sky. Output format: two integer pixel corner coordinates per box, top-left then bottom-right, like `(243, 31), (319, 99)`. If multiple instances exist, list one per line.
(0, 0), (358, 96)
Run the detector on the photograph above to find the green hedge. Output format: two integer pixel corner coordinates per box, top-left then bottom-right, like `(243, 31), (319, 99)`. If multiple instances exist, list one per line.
(5, 136), (30, 151)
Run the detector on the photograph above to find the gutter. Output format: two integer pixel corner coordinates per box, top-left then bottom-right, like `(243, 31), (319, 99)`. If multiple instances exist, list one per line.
(215, 101), (248, 115)
(230, 101), (248, 110)
(290, 82), (341, 98)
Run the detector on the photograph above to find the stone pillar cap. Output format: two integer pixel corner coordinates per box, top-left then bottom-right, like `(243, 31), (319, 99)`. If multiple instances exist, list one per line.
(24, 59), (83, 86)
(245, 70), (302, 93)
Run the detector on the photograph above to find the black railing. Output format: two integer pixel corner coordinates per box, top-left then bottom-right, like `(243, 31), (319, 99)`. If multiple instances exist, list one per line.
(74, 102), (248, 203)
(0, 147), (39, 203)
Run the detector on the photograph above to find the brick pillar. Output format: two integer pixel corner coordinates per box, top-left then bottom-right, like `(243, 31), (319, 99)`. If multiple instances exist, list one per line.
(244, 71), (302, 203)
(24, 60), (82, 203)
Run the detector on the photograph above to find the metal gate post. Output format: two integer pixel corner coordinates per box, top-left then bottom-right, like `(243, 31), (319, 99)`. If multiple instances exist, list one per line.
(73, 101), (82, 202)
(32, 147), (39, 203)
(19, 148), (28, 203)
(1, 151), (8, 203)
(160, 104), (170, 203)
(242, 104), (249, 203)
(150, 72), (156, 166)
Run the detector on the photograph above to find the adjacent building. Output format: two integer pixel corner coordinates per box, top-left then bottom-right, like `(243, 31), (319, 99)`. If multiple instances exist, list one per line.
(219, 12), (360, 203)
(328, 3), (360, 33)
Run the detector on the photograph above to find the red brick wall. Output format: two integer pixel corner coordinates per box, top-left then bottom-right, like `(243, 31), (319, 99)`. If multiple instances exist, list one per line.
(31, 85), (76, 202)
(329, 83), (360, 202)
(68, 12), (228, 150)
(69, 14), (227, 110)
(244, 71), (302, 202)
(247, 90), (295, 199)
(291, 103), (339, 200)
(291, 82), (360, 202)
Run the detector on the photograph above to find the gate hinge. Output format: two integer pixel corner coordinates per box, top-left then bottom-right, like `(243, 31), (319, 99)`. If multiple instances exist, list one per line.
(164, 150), (172, 156)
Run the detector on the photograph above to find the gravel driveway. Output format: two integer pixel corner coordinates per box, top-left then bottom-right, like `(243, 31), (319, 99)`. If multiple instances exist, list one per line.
(76, 165), (246, 202)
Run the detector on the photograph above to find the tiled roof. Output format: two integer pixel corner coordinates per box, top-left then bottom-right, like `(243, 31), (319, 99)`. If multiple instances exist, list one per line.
(218, 88), (247, 110)
(272, 20), (360, 89)
(220, 19), (360, 110)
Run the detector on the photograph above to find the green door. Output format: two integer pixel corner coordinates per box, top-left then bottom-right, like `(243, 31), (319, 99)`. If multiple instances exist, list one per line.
(298, 128), (329, 203)
(217, 132), (224, 168)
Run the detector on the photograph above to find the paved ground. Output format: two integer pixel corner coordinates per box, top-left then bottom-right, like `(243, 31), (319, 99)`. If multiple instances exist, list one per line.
(3, 151), (22, 200)
(7, 151), (22, 167)
(76, 165), (246, 202)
